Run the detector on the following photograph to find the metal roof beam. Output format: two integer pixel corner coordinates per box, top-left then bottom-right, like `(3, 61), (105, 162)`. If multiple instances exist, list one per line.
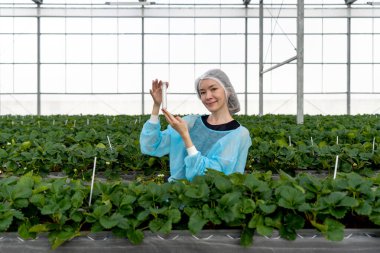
(2, 7), (380, 18)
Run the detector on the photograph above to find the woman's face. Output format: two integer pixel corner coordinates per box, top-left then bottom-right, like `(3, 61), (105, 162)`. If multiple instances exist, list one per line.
(198, 79), (228, 114)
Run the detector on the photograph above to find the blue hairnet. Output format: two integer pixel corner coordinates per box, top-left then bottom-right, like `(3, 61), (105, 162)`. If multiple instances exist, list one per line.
(195, 69), (240, 114)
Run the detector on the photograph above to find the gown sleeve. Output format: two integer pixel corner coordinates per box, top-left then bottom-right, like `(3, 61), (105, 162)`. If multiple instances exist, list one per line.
(140, 119), (171, 157)
(183, 127), (252, 181)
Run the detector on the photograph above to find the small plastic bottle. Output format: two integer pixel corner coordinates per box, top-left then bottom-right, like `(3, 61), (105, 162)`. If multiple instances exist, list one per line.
(162, 81), (168, 109)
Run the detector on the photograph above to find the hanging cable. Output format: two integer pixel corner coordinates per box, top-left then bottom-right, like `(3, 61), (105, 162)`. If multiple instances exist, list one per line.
(263, 0), (296, 64)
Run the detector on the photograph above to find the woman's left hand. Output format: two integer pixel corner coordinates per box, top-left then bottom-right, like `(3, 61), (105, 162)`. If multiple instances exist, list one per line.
(161, 108), (189, 137)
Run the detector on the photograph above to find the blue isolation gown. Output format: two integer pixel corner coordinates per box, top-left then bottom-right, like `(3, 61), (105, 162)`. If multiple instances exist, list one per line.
(140, 114), (252, 181)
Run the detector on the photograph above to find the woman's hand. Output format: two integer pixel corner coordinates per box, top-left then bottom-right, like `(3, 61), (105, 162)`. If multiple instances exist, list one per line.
(150, 79), (163, 107)
(162, 108), (194, 148)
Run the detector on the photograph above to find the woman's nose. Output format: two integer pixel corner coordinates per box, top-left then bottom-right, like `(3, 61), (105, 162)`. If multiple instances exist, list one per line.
(205, 90), (212, 99)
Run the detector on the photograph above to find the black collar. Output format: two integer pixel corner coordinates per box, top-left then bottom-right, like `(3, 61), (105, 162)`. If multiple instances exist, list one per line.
(201, 115), (240, 131)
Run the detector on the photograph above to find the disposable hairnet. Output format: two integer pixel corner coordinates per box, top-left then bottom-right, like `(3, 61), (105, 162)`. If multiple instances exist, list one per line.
(194, 69), (240, 114)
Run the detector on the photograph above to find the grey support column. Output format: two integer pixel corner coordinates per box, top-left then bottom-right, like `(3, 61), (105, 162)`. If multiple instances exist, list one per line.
(297, 0), (304, 124)
(36, 4), (41, 115)
(347, 5), (352, 115)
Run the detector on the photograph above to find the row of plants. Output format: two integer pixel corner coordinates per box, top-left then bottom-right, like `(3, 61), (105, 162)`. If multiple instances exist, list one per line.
(247, 114), (380, 176)
(0, 115), (161, 179)
(1, 170), (380, 249)
(0, 114), (380, 179)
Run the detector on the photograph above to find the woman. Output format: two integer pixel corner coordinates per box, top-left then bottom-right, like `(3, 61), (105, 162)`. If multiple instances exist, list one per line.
(140, 69), (252, 181)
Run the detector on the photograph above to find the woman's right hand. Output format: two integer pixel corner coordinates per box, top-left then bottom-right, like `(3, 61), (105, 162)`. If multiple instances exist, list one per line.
(150, 79), (163, 107)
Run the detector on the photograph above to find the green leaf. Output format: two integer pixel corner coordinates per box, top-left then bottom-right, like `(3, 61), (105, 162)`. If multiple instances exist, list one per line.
(284, 213), (304, 230)
(20, 141), (32, 150)
(258, 202), (276, 214)
(202, 204), (221, 225)
(279, 226), (296, 241)
(330, 207), (347, 219)
(264, 215), (282, 229)
(149, 218), (165, 233)
(30, 194), (45, 206)
(71, 191), (85, 208)
(93, 203), (112, 218)
(12, 209), (25, 220)
(240, 199), (256, 214)
(14, 199), (29, 209)
(185, 183), (209, 199)
(120, 195), (137, 207)
(167, 209), (181, 224)
(0, 148), (8, 158)
(48, 229), (81, 250)
(214, 175), (232, 193)
(149, 218), (172, 234)
(96, 143), (106, 149)
(18, 221), (37, 239)
(13, 176), (34, 199)
(248, 213), (263, 229)
(99, 213), (124, 229)
(277, 186), (305, 209)
(355, 201), (372, 216)
(0, 211), (13, 231)
(127, 229), (144, 245)
(136, 209), (150, 221)
(257, 224), (273, 237)
(188, 212), (207, 235)
(218, 192), (241, 207)
(339, 196), (359, 208)
(29, 224), (51, 233)
(244, 174), (270, 194)
(324, 218), (344, 241)
(32, 183), (50, 194)
(323, 192), (346, 205)
(70, 211), (83, 223)
(240, 227), (254, 247)
(369, 213), (380, 225)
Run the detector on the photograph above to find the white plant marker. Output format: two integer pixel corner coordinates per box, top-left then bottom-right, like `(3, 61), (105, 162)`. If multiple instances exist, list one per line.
(89, 157), (97, 207)
(21, 121), (23, 125)
(373, 137), (376, 154)
(65, 119), (68, 125)
(289, 136), (292, 146)
(333, 155), (339, 179)
(311, 137), (314, 156)
(73, 120), (76, 128)
(87, 118), (89, 125)
(53, 119), (55, 126)
(336, 136), (339, 145)
(107, 135), (113, 151)
(107, 118), (109, 125)
(135, 118), (138, 124)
